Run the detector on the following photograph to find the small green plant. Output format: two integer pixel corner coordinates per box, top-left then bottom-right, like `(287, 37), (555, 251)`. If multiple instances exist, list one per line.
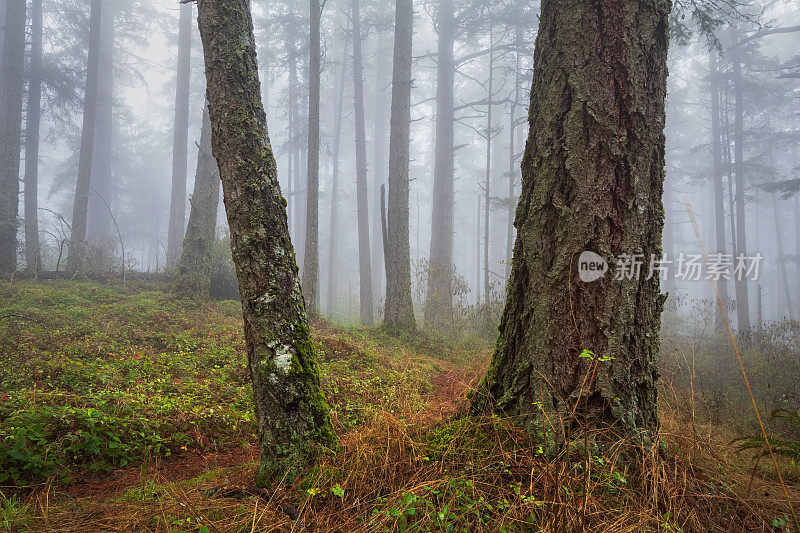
(578, 349), (614, 363)
(0, 493), (31, 531)
(734, 408), (800, 461)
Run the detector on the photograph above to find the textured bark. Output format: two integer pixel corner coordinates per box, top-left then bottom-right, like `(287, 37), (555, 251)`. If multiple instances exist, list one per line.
(166, 1), (193, 267)
(302, 0), (321, 317)
(709, 51), (729, 329)
(325, 32), (349, 316)
(66, 0), (102, 274)
(731, 59), (750, 335)
(173, 106), (220, 298)
(474, 0), (670, 445)
(24, 0), (43, 272)
(351, 0), (374, 326)
(86, 2), (116, 243)
(0, 0), (25, 273)
(196, 0), (335, 484)
(424, 0), (455, 328)
(383, 0), (415, 332)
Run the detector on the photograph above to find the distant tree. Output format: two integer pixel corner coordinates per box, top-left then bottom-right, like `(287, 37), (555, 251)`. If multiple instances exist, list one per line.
(0, 0), (25, 273)
(474, 0), (671, 445)
(196, 0), (335, 483)
(302, 0), (321, 316)
(351, 0), (374, 326)
(24, 0), (44, 272)
(166, 1), (193, 267)
(65, 0), (102, 274)
(173, 106), (220, 298)
(383, 0), (415, 332)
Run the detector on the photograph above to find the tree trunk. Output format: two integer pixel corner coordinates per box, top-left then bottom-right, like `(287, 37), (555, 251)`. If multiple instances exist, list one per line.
(351, 0), (374, 326)
(709, 50), (729, 329)
(196, 0), (335, 484)
(772, 194), (794, 319)
(325, 32), (349, 317)
(166, 1), (193, 267)
(173, 106), (220, 298)
(86, 2), (116, 243)
(302, 0), (321, 317)
(24, 0), (43, 272)
(473, 0), (670, 445)
(0, 0), (25, 273)
(383, 0), (415, 332)
(505, 31), (521, 281)
(483, 28), (494, 309)
(732, 58), (751, 335)
(66, 0), (103, 274)
(424, 0), (455, 328)
(371, 38), (388, 311)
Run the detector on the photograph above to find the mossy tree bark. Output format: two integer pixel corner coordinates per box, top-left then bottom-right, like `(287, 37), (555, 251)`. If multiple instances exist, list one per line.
(474, 0), (671, 445)
(383, 0), (415, 332)
(0, 0), (25, 273)
(173, 106), (220, 298)
(196, 0), (336, 484)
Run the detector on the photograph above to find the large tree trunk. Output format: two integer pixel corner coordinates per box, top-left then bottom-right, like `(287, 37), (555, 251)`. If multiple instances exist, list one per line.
(24, 0), (43, 272)
(424, 0), (455, 328)
(383, 0), (415, 332)
(351, 0), (374, 326)
(66, 0), (103, 274)
(86, 2), (116, 243)
(302, 0), (321, 316)
(0, 0), (25, 273)
(173, 106), (220, 298)
(325, 32), (349, 317)
(196, 0), (335, 484)
(166, 1), (193, 267)
(731, 58), (751, 335)
(474, 0), (670, 445)
(709, 50), (729, 329)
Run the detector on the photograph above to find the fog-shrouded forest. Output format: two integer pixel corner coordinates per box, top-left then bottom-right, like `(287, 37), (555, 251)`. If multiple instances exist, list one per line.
(1, 0), (800, 531)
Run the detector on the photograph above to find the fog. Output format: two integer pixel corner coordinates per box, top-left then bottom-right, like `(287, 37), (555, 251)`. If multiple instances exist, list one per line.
(2, 0), (799, 331)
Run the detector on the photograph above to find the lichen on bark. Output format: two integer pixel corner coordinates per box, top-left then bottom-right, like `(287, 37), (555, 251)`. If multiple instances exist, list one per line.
(196, 0), (336, 485)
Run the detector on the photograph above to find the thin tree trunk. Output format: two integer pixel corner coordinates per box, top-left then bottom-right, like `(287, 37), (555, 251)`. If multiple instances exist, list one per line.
(709, 50), (729, 328)
(732, 58), (751, 335)
(302, 0), (321, 316)
(474, 0), (671, 444)
(424, 0), (455, 328)
(0, 0), (25, 273)
(173, 106), (220, 298)
(505, 31), (521, 281)
(166, 1), (193, 266)
(476, 193), (481, 305)
(351, 0), (374, 326)
(24, 0), (43, 272)
(196, 0), (335, 485)
(325, 32), (349, 316)
(383, 0), (415, 331)
(371, 38), (388, 309)
(483, 27), (494, 308)
(66, 0), (102, 274)
(772, 193), (794, 318)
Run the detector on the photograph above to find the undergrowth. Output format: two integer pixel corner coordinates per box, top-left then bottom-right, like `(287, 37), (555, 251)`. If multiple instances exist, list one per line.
(0, 281), (798, 532)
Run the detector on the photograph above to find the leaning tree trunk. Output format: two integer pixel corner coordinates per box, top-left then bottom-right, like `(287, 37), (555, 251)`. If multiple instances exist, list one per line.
(383, 0), (415, 332)
(173, 106), (220, 298)
(166, 0), (193, 267)
(66, 0), (103, 274)
(302, 0), (321, 317)
(325, 31), (349, 316)
(24, 0), (44, 272)
(351, 0), (374, 326)
(424, 0), (455, 328)
(473, 0), (671, 446)
(0, 0), (25, 273)
(196, 0), (335, 485)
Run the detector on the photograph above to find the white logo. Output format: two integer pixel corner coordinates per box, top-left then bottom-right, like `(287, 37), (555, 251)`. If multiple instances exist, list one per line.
(578, 251), (608, 283)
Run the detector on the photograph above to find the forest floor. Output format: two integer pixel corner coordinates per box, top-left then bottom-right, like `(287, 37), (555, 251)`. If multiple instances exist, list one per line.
(0, 281), (798, 532)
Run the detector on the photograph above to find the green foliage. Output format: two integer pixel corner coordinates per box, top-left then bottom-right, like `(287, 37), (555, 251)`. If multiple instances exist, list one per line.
(734, 408), (800, 462)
